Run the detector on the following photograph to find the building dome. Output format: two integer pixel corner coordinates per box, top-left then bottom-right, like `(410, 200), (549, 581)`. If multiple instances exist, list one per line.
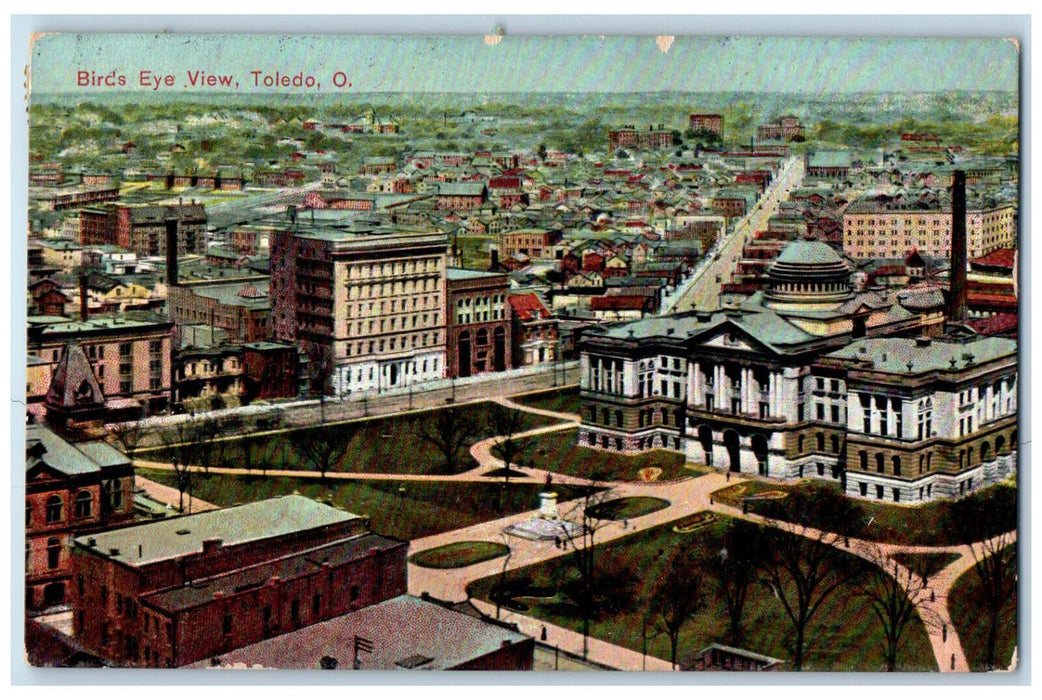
(765, 241), (853, 305)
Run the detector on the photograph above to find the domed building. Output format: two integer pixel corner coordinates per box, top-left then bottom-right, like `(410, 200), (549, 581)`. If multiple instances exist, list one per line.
(576, 239), (1013, 505)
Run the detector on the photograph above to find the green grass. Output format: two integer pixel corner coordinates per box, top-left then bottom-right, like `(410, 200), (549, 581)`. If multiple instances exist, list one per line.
(510, 387), (580, 415)
(140, 401), (562, 477)
(712, 480), (1018, 547)
(587, 497), (670, 521)
(495, 427), (690, 482)
(409, 541), (510, 569)
(139, 470), (595, 541)
(467, 516), (937, 672)
(891, 552), (961, 580)
(948, 546), (1018, 672)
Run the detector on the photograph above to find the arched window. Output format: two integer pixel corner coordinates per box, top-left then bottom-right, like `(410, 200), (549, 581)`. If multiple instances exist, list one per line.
(831, 435), (840, 453)
(996, 435), (1006, 454)
(798, 435), (805, 452)
(47, 537), (61, 570)
(817, 433), (825, 452)
(916, 398), (933, 440)
(615, 410), (623, 428)
(104, 479), (123, 512)
(25, 503), (32, 528)
(981, 442), (991, 461)
(45, 496), (63, 524)
(75, 491), (93, 519)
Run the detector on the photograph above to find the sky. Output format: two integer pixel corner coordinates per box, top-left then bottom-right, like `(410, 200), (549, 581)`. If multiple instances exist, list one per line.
(29, 34), (1020, 96)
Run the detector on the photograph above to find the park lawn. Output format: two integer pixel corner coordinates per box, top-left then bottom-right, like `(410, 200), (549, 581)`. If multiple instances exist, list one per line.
(139, 401), (563, 477)
(587, 497), (670, 521)
(467, 516), (937, 672)
(409, 541), (510, 569)
(510, 387), (581, 416)
(891, 552), (962, 581)
(138, 470), (595, 542)
(495, 427), (690, 482)
(948, 546), (1018, 672)
(712, 480), (1017, 547)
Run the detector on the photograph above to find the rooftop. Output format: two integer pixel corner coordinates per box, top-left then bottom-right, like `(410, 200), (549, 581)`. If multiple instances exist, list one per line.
(187, 595), (529, 670)
(26, 425), (129, 477)
(73, 495), (362, 566)
(824, 335), (1017, 375)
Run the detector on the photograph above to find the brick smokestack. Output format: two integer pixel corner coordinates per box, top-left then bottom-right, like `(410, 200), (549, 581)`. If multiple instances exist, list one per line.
(79, 272), (88, 321)
(165, 216), (179, 287)
(948, 170), (968, 324)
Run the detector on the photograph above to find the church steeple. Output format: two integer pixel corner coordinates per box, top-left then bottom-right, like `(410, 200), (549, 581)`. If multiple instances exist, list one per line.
(45, 341), (107, 437)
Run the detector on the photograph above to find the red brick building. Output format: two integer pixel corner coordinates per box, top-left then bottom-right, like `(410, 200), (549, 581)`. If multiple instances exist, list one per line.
(78, 203), (207, 257)
(608, 127), (676, 152)
(688, 114), (724, 137)
(25, 425), (135, 610)
(242, 341), (300, 401)
(446, 268), (512, 378)
(509, 293), (558, 366)
(71, 496), (408, 668)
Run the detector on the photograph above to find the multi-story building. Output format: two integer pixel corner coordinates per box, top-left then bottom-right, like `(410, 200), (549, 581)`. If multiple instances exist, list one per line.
(79, 203), (207, 257)
(576, 241), (1005, 504)
(70, 496), (409, 668)
(509, 293), (558, 367)
(167, 279), (271, 346)
(27, 313), (175, 416)
(757, 116), (805, 142)
(270, 221), (448, 396)
(843, 195), (1016, 260)
(498, 228), (559, 261)
(242, 341), (301, 402)
(688, 114), (724, 137)
(608, 126), (676, 153)
(445, 268), (512, 378)
(25, 425), (135, 610)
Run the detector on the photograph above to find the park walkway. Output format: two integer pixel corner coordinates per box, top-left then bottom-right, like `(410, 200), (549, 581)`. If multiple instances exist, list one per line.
(134, 474), (218, 513)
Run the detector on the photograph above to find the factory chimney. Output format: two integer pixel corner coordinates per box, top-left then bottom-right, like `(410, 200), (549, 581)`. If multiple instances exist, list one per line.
(165, 216), (179, 287)
(948, 170), (968, 324)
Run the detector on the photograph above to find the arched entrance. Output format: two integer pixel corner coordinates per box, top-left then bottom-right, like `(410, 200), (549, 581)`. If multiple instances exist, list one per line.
(493, 327), (506, 371)
(43, 582), (65, 607)
(752, 434), (769, 476)
(458, 331), (472, 378)
(697, 425), (713, 466)
(724, 430), (741, 473)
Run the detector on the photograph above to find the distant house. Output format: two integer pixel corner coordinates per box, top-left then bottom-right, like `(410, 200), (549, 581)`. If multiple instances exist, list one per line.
(509, 293), (558, 366)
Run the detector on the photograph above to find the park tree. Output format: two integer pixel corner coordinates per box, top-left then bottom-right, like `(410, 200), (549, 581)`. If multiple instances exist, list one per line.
(945, 487), (1018, 670)
(557, 483), (618, 659)
(306, 344), (336, 424)
(291, 427), (352, 484)
(652, 548), (704, 670)
(855, 545), (935, 672)
(758, 482), (866, 670)
(708, 518), (767, 648)
(417, 406), (480, 475)
(158, 419), (206, 513)
(490, 405), (527, 486)
(108, 420), (144, 457)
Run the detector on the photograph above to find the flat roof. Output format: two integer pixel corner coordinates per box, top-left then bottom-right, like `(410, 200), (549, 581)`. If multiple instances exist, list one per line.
(186, 595), (530, 670)
(446, 267), (506, 281)
(74, 495), (362, 566)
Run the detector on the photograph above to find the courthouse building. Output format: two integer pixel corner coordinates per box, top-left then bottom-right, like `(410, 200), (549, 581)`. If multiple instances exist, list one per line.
(577, 240), (1015, 503)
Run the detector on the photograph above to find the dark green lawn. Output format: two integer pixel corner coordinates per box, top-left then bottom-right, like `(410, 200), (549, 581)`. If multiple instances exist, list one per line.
(139, 470), (595, 541)
(139, 401), (562, 476)
(495, 427), (691, 482)
(409, 541), (510, 569)
(587, 497), (670, 521)
(712, 480), (1018, 547)
(948, 545), (1018, 672)
(467, 516), (937, 672)
(510, 387), (580, 415)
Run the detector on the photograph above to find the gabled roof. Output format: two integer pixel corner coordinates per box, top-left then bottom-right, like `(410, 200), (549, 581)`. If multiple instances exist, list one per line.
(509, 292), (552, 321)
(26, 424), (128, 477)
(45, 342), (105, 411)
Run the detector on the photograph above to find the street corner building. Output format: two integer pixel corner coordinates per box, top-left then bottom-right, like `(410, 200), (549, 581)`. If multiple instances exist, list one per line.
(66, 495), (533, 670)
(577, 239), (1017, 505)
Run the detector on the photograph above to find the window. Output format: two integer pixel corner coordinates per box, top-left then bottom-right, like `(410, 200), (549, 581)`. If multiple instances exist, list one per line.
(350, 585), (359, 602)
(47, 538), (61, 569)
(223, 613), (232, 635)
(75, 491), (92, 518)
(876, 484), (884, 499)
(46, 495), (63, 523)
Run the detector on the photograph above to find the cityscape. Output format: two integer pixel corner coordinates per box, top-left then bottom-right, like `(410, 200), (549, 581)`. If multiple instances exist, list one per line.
(21, 33), (1019, 674)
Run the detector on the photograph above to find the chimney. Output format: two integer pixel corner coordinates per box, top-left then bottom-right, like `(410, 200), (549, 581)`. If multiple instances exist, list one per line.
(490, 246), (499, 269)
(165, 216), (179, 286)
(948, 170), (968, 324)
(78, 272), (89, 321)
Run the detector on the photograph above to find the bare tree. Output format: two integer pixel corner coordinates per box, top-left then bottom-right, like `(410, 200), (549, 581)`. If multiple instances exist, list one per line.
(158, 419), (205, 513)
(291, 428), (351, 484)
(758, 482), (866, 671)
(491, 404), (527, 486)
(108, 421), (144, 457)
(557, 483), (617, 659)
(416, 406), (480, 475)
(708, 518), (767, 648)
(855, 545), (934, 672)
(946, 488), (1018, 670)
(653, 548), (704, 670)
(306, 344), (335, 424)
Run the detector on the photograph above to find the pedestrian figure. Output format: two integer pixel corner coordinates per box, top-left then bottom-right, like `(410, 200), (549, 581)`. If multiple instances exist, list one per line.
(930, 590), (935, 602)
(726, 472), (731, 482)
(623, 519), (628, 530)
(554, 536), (560, 549)
(541, 626), (548, 642)
(545, 473), (553, 487)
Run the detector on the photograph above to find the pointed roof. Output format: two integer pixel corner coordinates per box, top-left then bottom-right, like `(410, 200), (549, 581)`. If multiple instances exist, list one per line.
(45, 342), (105, 411)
